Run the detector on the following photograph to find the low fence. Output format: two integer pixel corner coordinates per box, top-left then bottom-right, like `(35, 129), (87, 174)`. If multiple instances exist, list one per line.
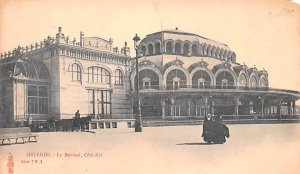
(161, 114), (300, 121)
(0, 113), (299, 129)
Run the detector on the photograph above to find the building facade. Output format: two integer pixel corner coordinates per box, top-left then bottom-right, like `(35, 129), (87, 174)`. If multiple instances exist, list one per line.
(0, 28), (299, 127)
(130, 29), (300, 119)
(0, 27), (133, 127)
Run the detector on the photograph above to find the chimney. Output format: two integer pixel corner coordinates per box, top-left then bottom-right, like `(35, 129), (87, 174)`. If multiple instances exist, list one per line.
(56, 26), (65, 44)
(80, 31), (84, 47)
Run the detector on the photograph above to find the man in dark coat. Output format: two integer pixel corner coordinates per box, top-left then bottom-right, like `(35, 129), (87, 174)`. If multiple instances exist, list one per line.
(74, 110), (81, 131)
(202, 114), (214, 143)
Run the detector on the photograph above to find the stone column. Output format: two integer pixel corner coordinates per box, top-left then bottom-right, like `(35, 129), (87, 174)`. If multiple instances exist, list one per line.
(138, 97), (142, 117)
(187, 98), (191, 116)
(287, 101), (291, 115)
(161, 97), (165, 118)
(171, 96), (175, 119)
(292, 101), (296, 115)
(204, 97), (208, 116)
(277, 102), (281, 119)
(212, 100), (215, 115)
(261, 98), (265, 117)
(234, 96), (240, 116)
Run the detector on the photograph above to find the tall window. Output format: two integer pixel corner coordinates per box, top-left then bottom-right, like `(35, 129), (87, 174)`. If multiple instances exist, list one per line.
(140, 45), (146, 56)
(88, 67), (110, 84)
(221, 79), (228, 89)
(192, 44), (198, 56)
(142, 77), (151, 89)
(166, 42), (173, 54)
(28, 85), (48, 114)
(155, 42), (161, 54)
(72, 63), (81, 81)
(198, 78), (205, 88)
(175, 43), (181, 54)
(115, 69), (123, 85)
(87, 89), (111, 115)
(148, 44), (153, 55)
(183, 43), (189, 56)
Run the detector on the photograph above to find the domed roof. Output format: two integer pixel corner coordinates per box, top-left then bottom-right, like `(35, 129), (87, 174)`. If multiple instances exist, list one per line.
(140, 28), (231, 52)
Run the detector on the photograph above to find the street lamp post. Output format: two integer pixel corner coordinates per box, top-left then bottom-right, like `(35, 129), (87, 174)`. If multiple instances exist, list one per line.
(133, 34), (142, 132)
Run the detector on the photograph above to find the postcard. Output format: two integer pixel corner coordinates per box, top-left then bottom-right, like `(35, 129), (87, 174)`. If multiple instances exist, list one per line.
(1, 0), (300, 174)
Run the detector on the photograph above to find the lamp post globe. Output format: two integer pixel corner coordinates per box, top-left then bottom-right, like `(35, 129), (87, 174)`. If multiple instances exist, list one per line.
(133, 34), (142, 132)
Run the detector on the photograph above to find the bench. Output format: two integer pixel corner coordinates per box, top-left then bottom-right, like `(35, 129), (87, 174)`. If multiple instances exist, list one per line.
(0, 127), (38, 145)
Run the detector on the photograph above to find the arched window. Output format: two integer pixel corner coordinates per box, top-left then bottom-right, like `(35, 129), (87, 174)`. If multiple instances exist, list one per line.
(183, 43), (189, 56)
(192, 44), (198, 56)
(249, 75), (257, 88)
(216, 71), (234, 89)
(175, 43), (181, 54)
(207, 45), (212, 57)
(140, 45), (146, 56)
(36, 64), (48, 80)
(24, 61), (38, 78)
(148, 44), (153, 55)
(88, 66), (110, 84)
(259, 77), (268, 87)
(166, 69), (187, 90)
(115, 69), (123, 85)
(135, 69), (159, 90)
(215, 48), (220, 59)
(166, 42), (173, 54)
(211, 46), (216, 58)
(155, 42), (161, 54)
(203, 44), (208, 56)
(192, 70), (211, 88)
(238, 73), (247, 88)
(72, 63), (81, 81)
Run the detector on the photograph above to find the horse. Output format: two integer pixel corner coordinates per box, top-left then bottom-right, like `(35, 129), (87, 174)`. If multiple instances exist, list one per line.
(79, 116), (92, 132)
(58, 119), (75, 132)
(45, 117), (57, 132)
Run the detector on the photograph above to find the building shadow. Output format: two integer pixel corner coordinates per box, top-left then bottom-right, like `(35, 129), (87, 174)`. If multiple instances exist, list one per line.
(176, 142), (215, 146)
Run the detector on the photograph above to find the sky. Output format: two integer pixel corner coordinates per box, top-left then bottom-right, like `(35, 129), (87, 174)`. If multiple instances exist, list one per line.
(0, 0), (299, 92)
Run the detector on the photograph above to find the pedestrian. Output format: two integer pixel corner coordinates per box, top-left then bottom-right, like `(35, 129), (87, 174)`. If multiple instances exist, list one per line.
(215, 114), (229, 144)
(74, 110), (81, 131)
(202, 114), (213, 143)
(75, 110), (80, 119)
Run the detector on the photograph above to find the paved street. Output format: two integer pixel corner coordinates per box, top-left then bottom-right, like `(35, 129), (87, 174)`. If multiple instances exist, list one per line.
(1, 123), (300, 174)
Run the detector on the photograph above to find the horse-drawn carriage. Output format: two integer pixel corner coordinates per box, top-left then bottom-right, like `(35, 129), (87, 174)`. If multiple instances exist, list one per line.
(30, 116), (92, 132)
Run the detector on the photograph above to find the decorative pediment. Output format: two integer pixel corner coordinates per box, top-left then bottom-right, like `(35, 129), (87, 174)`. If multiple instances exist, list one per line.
(211, 62), (232, 74)
(233, 64), (248, 75)
(139, 60), (156, 67)
(219, 62), (232, 69)
(258, 68), (268, 78)
(247, 66), (258, 76)
(163, 59), (184, 71)
(187, 60), (209, 72)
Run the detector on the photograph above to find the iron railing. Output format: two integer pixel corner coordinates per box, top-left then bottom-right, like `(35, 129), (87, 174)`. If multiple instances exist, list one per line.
(136, 85), (300, 95)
